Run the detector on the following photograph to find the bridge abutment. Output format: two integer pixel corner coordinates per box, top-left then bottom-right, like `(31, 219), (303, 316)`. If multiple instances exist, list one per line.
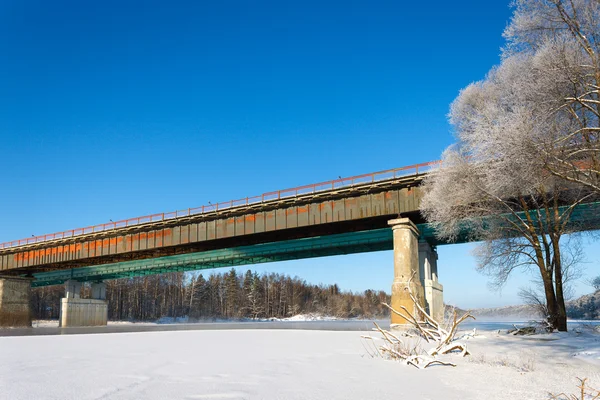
(0, 276), (32, 327)
(59, 280), (107, 327)
(388, 218), (425, 329)
(419, 241), (444, 323)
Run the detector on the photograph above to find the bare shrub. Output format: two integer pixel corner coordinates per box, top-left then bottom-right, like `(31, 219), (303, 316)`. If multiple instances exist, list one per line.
(361, 274), (474, 369)
(549, 378), (600, 399)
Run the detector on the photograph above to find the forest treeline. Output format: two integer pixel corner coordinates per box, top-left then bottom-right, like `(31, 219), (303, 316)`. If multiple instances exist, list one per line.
(30, 269), (391, 321)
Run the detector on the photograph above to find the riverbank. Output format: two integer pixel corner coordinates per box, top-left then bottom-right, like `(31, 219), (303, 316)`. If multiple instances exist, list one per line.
(1, 326), (599, 399)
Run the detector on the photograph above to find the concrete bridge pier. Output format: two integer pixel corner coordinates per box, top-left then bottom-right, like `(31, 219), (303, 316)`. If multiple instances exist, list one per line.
(0, 276), (32, 327)
(388, 218), (425, 329)
(419, 241), (444, 322)
(59, 280), (108, 327)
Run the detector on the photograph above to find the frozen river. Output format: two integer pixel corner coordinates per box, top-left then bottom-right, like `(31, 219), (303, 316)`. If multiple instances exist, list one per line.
(1, 320), (386, 336)
(1, 319), (598, 337)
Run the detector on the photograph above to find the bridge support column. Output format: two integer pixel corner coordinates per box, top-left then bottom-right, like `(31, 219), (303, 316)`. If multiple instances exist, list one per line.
(0, 276), (32, 327)
(419, 241), (444, 323)
(388, 218), (425, 329)
(65, 279), (82, 299)
(91, 282), (107, 300)
(59, 280), (107, 327)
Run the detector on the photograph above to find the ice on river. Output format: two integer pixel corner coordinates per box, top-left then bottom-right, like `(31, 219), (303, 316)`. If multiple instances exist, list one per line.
(1, 327), (599, 400)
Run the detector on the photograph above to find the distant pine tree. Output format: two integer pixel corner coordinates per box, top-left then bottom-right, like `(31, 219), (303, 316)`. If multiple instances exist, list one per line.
(30, 269), (392, 321)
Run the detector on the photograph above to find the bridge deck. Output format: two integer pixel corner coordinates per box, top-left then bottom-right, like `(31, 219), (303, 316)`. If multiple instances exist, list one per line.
(1, 162), (439, 250)
(2, 158), (599, 287)
(0, 162), (438, 277)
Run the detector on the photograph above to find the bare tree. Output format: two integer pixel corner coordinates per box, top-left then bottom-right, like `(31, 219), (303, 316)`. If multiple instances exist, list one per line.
(422, 150), (591, 331)
(518, 286), (549, 319)
(421, 0), (599, 332)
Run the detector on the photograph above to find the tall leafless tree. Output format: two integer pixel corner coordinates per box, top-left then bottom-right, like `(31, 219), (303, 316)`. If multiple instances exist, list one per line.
(422, 1), (599, 332)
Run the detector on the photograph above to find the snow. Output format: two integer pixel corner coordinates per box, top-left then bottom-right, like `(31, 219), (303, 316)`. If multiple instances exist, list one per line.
(28, 314), (343, 327)
(155, 314), (342, 323)
(156, 316), (190, 324)
(1, 327), (599, 399)
(31, 320), (157, 328)
(31, 320), (59, 328)
(272, 313), (339, 322)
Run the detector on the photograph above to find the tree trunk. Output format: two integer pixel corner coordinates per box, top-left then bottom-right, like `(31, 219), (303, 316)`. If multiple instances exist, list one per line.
(553, 242), (568, 332)
(541, 271), (561, 330)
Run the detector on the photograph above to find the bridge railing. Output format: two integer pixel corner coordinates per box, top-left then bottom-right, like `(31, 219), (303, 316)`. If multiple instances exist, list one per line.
(0, 161), (439, 249)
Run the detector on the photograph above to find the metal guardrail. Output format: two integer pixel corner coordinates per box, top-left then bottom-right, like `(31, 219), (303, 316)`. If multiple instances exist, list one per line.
(0, 161), (439, 249)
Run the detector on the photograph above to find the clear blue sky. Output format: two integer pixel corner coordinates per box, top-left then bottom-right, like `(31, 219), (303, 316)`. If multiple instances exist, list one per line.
(1, 0), (598, 308)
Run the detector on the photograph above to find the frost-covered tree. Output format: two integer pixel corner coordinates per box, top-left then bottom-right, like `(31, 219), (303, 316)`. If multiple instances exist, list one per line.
(422, 148), (591, 331)
(503, 0), (600, 192)
(422, 0), (600, 332)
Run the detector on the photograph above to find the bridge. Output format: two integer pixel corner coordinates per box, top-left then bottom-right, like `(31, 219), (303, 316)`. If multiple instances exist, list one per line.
(1, 161), (598, 328)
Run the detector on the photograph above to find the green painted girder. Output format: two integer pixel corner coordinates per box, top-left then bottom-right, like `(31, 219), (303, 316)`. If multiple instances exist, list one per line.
(30, 228), (398, 287)
(434, 201), (600, 242)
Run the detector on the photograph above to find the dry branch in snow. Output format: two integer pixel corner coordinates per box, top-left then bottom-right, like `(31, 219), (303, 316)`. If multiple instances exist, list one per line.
(362, 274), (474, 369)
(508, 324), (537, 336)
(549, 378), (600, 400)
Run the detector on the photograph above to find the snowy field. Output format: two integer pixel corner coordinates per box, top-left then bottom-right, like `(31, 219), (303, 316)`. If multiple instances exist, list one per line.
(1, 328), (599, 400)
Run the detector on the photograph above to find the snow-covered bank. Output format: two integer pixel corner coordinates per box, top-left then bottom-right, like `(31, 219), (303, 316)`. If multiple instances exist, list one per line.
(269, 313), (340, 321)
(31, 320), (157, 328)
(31, 314), (359, 327)
(1, 328), (599, 399)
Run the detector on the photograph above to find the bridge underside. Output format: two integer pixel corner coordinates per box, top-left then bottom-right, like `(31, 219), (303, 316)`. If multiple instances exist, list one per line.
(30, 228), (396, 287)
(23, 221), (451, 328)
(26, 199), (600, 288)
